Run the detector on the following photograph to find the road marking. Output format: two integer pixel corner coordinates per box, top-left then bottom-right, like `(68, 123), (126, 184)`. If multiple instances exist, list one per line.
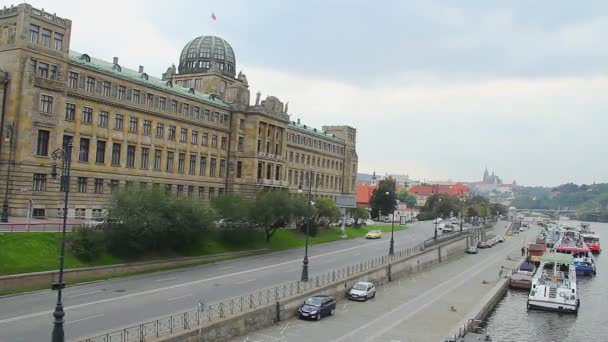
(167, 294), (192, 301)
(280, 322), (291, 335)
(69, 290), (103, 298)
(218, 266), (234, 270)
(261, 257), (277, 262)
(66, 314), (104, 324)
(155, 277), (176, 282)
(0, 239), (387, 325)
(236, 278), (256, 285)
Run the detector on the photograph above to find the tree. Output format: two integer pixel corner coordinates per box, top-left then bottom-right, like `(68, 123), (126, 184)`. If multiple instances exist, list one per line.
(314, 197), (341, 225)
(348, 207), (369, 227)
(397, 187), (418, 208)
(249, 190), (293, 242)
(211, 193), (250, 225)
(370, 177), (397, 219)
(291, 194), (312, 230)
(421, 194), (460, 218)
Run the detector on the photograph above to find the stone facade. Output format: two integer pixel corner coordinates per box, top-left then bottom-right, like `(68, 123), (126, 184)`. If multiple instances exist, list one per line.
(0, 4), (357, 219)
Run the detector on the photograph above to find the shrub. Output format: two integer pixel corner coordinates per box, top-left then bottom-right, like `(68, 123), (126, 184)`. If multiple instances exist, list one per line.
(69, 226), (105, 262)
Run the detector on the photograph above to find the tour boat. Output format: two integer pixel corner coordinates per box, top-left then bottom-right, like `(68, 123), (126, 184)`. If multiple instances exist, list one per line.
(510, 261), (536, 289)
(528, 253), (579, 314)
(581, 233), (601, 254)
(555, 233), (596, 277)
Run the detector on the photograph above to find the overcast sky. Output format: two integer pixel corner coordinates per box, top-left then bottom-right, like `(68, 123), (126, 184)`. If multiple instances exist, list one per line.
(33, 0), (608, 186)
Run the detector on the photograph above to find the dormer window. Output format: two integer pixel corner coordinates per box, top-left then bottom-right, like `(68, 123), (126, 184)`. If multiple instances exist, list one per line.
(188, 88), (195, 95)
(80, 54), (91, 63)
(141, 73), (149, 80)
(113, 64), (122, 72)
(166, 81), (173, 88)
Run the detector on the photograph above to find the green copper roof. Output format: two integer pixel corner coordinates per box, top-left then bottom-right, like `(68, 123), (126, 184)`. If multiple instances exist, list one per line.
(68, 51), (229, 109)
(289, 121), (344, 143)
(540, 252), (573, 265)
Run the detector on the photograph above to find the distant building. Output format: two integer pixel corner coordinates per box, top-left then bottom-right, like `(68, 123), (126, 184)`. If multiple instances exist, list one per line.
(408, 183), (469, 207)
(482, 166), (502, 185)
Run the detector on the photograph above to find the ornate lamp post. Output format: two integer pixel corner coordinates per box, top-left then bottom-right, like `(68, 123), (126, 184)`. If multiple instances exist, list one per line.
(1, 122), (14, 223)
(299, 171), (314, 282)
(388, 180), (397, 255)
(50, 142), (73, 342)
(434, 198), (442, 240)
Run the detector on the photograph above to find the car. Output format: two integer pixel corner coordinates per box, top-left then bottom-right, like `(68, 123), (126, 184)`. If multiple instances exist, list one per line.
(434, 218), (443, 224)
(496, 235), (505, 243)
(477, 241), (490, 249)
(519, 227), (525, 232)
(506, 231), (513, 236)
(298, 295), (336, 320)
(364, 219), (375, 226)
(345, 218), (355, 226)
(366, 230), (383, 239)
(348, 281), (376, 301)
(466, 245), (478, 254)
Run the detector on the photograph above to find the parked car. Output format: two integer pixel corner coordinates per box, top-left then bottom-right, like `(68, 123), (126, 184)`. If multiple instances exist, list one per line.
(345, 218), (355, 226)
(477, 241), (490, 249)
(364, 219), (375, 226)
(366, 230), (383, 239)
(298, 295), (336, 320)
(496, 235), (505, 243)
(519, 227), (525, 232)
(348, 281), (376, 301)
(466, 245), (478, 254)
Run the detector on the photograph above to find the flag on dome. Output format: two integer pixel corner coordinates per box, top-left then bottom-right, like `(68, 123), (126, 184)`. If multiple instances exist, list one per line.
(211, 12), (216, 21)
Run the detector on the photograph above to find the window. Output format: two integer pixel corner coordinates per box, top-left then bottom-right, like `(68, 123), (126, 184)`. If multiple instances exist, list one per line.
(140, 147), (149, 169)
(100, 81), (110, 96)
(191, 130), (198, 144)
(189, 154), (196, 175)
(171, 100), (178, 112)
(180, 128), (187, 142)
(146, 93), (154, 107)
(238, 136), (244, 152)
(32, 208), (46, 218)
(165, 184), (172, 194)
(159, 97), (166, 110)
(236, 161), (242, 178)
(154, 150), (162, 170)
(194, 79), (202, 89)
(79, 138), (90, 162)
(221, 137), (227, 150)
(92, 208), (103, 219)
(128, 117), (138, 133)
(37, 62), (48, 78)
(156, 123), (164, 138)
(182, 103), (189, 116)
(210, 158), (216, 177)
(239, 119), (245, 129)
(214, 112), (220, 123)
(199, 156), (207, 176)
(126, 145), (136, 167)
(288, 170), (292, 184)
(115, 114), (124, 130)
(203, 109), (210, 121)
(110, 180), (119, 194)
(36, 130), (50, 156)
(54, 32), (63, 50)
(41, 28), (51, 47)
(257, 139), (261, 153)
(139, 120), (151, 136)
(219, 159), (226, 177)
(86, 77), (95, 92)
(111, 143), (121, 166)
(99, 111), (108, 127)
(96, 140), (106, 164)
(199, 186), (205, 198)
(65, 103), (75, 121)
(33, 173), (47, 191)
(94, 178), (104, 194)
(202, 133), (208, 146)
(68, 72), (78, 88)
(77, 177), (87, 193)
(118, 86), (126, 100)
(178, 153), (185, 173)
(50, 65), (57, 80)
(211, 135), (218, 148)
(188, 186), (194, 198)
(193, 106), (200, 119)
(62, 135), (73, 160)
(166, 151), (174, 172)
(29, 24), (39, 43)
(177, 185), (184, 196)
(132, 90), (140, 103)
(82, 107), (93, 124)
(168, 126), (176, 140)
(41, 95), (53, 113)
(208, 187), (215, 199)
(289, 152), (293, 162)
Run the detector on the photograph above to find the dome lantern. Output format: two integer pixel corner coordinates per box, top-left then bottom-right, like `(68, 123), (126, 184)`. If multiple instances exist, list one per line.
(178, 36), (236, 77)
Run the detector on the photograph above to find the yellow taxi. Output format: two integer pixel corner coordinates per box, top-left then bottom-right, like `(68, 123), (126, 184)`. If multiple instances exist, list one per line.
(506, 230), (513, 236)
(365, 230), (383, 239)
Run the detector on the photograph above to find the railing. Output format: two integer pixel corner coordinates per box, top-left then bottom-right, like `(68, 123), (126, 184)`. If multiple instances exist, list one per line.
(446, 319), (488, 341)
(0, 222), (82, 232)
(78, 244), (429, 342)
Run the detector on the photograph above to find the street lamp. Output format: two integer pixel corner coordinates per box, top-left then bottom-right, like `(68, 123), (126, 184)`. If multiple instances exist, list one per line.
(459, 196), (465, 232)
(387, 184), (397, 256)
(299, 171), (314, 282)
(1, 122), (15, 223)
(434, 198), (442, 240)
(50, 142), (73, 342)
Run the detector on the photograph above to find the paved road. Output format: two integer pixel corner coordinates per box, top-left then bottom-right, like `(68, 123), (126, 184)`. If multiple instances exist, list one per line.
(0, 221), (452, 342)
(229, 222), (531, 342)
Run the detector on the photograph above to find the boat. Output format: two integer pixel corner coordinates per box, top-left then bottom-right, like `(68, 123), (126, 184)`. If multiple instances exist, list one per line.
(527, 252), (579, 314)
(555, 232), (597, 277)
(545, 227), (561, 249)
(573, 257), (596, 276)
(510, 261), (536, 289)
(528, 243), (546, 264)
(581, 233), (601, 254)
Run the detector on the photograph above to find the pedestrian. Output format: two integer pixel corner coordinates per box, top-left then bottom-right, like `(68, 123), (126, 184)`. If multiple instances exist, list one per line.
(521, 246), (525, 256)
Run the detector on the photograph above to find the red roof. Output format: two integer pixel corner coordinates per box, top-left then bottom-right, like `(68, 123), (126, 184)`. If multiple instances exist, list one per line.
(356, 184), (378, 205)
(408, 183), (469, 197)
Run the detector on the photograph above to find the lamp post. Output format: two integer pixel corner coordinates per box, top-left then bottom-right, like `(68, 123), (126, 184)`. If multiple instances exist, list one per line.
(50, 142), (73, 342)
(388, 181), (396, 256)
(459, 196), (465, 232)
(300, 171), (313, 282)
(434, 198), (442, 240)
(1, 122), (14, 223)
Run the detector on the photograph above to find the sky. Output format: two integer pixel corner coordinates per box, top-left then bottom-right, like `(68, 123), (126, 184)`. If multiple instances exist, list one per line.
(29, 0), (608, 186)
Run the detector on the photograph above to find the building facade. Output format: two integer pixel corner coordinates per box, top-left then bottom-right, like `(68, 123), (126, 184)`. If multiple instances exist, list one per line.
(0, 4), (357, 219)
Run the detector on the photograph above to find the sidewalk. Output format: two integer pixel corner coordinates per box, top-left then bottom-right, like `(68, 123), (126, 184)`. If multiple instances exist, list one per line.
(229, 224), (535, 342)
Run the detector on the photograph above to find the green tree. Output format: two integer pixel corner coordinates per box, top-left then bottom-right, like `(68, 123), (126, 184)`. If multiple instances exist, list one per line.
(348, 207), (369, 227)
(249, 190), (293, 242)
(211, 193), (250, 225)
(314, 197), (341, 225)
(370, 177), (397, 219)
(422, 194), (460, 218)
(397, 187), (418, 208)
(291, 194), (312, 230)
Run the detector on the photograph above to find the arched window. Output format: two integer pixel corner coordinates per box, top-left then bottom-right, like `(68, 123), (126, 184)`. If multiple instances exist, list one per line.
(166, 81), (173, 88)
(188, 88), (195, 95)
(141, 73), (149, 80)
(80, 54), (91, 62)
(112, 64), (121, 72)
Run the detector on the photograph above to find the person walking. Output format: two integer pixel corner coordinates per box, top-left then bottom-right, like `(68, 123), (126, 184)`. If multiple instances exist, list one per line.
(521, 246), (525, 256)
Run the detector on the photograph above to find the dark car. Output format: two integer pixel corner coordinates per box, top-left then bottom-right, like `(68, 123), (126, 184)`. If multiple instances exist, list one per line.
(298, 295), (336, 320)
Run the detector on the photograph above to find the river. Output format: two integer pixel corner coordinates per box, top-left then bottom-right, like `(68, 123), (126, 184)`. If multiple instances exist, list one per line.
(485, 221), (607, 342)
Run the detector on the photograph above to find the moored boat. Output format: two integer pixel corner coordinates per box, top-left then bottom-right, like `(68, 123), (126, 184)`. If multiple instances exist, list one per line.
(510, 262), (536, 289)
(581, 233), (601, 254)
(528, 253), (579, 314)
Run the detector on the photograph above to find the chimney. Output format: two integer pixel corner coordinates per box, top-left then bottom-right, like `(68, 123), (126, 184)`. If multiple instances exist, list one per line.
(113, 57), (119, 64)
(297, 118), (300, 124)
(139, 65), (144, 73)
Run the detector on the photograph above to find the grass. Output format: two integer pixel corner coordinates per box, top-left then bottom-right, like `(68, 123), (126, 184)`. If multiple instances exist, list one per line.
(0, 224), (407, 277)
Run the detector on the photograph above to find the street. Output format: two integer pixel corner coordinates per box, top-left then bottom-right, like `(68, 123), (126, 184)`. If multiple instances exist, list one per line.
(0, 221), (442, 342)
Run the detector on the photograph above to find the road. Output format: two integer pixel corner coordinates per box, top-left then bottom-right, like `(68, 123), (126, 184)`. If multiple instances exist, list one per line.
(0, 220), (450, 342)
(229, 221), (527, 342)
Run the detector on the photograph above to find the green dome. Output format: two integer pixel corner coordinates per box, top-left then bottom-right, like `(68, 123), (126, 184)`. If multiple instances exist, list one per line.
(178, 36), (236, 76)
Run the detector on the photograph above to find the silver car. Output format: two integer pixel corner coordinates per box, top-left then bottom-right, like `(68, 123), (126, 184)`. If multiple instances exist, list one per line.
(348, 281), (376, 301)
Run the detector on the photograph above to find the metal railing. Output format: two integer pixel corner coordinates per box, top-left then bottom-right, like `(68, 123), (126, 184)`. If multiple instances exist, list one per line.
(446, 319), (488, 341)
(78, 244), (428, 342)
(0, 222), (82, 232)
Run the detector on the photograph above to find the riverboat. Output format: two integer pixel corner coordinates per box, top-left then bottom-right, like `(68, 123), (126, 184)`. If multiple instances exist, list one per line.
(527, 253), (579, 314)
(555, 232), (596, 276)
(510, 261), (536, 289)
(581, 233), (601, 254)
(528, 243), (546, 264)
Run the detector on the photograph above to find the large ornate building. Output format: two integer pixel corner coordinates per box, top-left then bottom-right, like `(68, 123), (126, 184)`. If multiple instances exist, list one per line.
(0, 4), (357, 219)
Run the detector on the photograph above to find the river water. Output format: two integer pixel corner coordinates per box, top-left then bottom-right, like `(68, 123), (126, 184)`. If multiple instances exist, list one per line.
(485, 221), (607, 342)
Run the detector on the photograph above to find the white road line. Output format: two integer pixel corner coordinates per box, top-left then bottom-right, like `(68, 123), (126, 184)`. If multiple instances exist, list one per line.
(167, 294), (192, 301)
(65, 314), (104, 324)
(0, 239), (386, 325)
(69, 290), (103, 298)
(236, 278), (256, 285)
(218, 266), (234, 270)
(155, 277), (176, 282)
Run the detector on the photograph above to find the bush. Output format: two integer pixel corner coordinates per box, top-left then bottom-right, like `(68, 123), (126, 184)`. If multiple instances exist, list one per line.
(299, 218), (319, 237)
(69, 226), (105, 262)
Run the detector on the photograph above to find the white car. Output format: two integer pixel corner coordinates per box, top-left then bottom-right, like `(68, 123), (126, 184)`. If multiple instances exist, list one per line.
(348, 281), (376, 301)
(434, 218), (443, 223)
(364, 219), (375, 226)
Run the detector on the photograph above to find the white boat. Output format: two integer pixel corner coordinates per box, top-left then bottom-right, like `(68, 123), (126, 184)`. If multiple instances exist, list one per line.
(527, 252), (579, 314)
